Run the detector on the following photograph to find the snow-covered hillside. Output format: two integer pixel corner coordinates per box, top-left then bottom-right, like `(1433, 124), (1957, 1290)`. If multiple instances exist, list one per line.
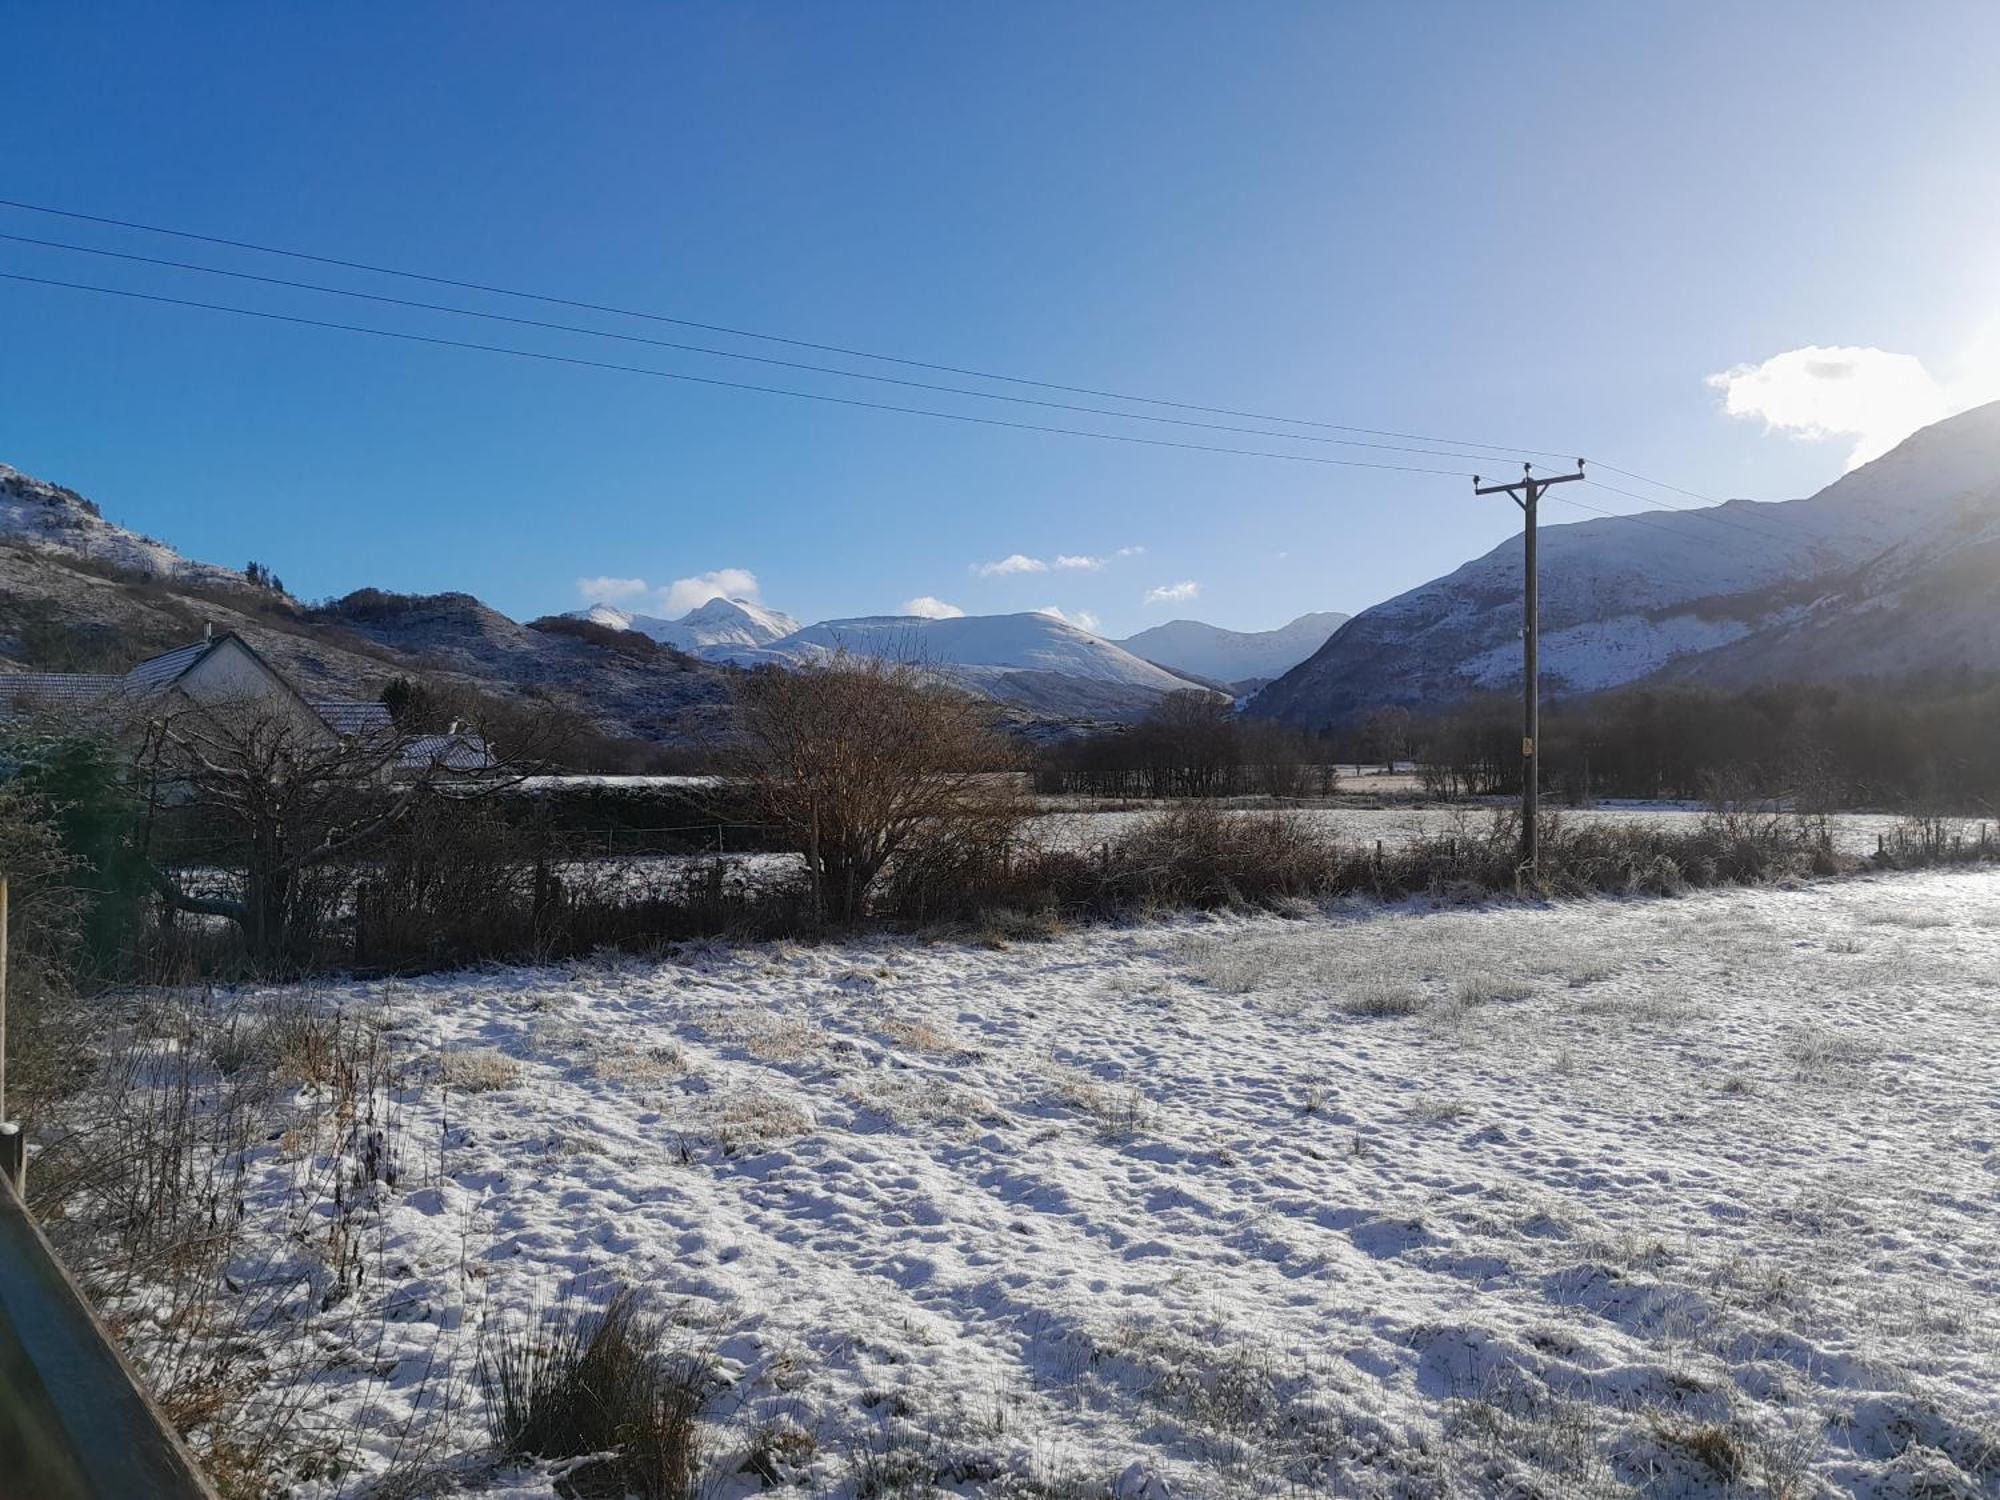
(747, 612), (1191, 688)
(1252, 401), (2000, 727)
(573, 596), (801, 652)
(1117, 611), (1349, 687)
(0, 463), (241, 586)
(711, 610), (1207, 718)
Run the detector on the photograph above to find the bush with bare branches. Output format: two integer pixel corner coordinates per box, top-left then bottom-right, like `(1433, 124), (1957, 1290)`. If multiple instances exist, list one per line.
(719, 658), (1027, 924)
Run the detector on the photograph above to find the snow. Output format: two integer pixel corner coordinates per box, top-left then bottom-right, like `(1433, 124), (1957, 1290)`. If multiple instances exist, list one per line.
(1458, 612), (1758, 694)
(503, 773), (725, 794)
(571, 597), (802, 653)
(0, 463), (240, 586)
(107, 867), (2000, 1496)
(724, 612), (1197, 693)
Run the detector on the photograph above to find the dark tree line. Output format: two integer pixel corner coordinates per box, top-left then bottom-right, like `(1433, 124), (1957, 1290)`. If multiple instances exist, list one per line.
(1407, 674), (2000, 810)
(1037, 691), (1336, 799)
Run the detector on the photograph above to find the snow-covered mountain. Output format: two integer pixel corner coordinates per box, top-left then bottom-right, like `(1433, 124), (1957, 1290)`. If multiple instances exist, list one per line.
(1252, 401), (2000, 728)
(0, 462), (734, 744)
(717, 611), (1207, 718)
(0, 463), (242, 587)
(571, 596), (800, 653)
(1116, 611), (1349, 688)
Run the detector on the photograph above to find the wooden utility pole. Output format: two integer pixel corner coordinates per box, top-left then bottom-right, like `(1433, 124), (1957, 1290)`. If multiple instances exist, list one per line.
(1473, 461), (1586, 871)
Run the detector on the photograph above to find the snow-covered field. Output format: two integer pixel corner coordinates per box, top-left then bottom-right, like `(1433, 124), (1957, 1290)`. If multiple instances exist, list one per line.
(126, 868), (2000, 1497)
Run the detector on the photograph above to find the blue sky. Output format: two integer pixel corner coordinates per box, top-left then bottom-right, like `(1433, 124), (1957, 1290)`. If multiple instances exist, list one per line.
(5, 1), (1999, 636)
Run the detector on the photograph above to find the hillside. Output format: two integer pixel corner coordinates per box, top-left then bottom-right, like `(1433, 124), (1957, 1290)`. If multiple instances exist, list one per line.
(0, 466), (733, 751)
(0, 463), (243, 588)
(0, 461), (1186, 747)
(1116, 611), (1348, 689)
(1252, 402), (2000, 728)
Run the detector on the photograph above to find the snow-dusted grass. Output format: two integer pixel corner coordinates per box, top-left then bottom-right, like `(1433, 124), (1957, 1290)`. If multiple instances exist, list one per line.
(89, 870), (2000, 1496)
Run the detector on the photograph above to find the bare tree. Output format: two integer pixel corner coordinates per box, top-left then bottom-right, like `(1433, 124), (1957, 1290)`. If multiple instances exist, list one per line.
(140, 696), (573, 966)
(140, 702), (417, 965)
(721, 657), (1025, 924)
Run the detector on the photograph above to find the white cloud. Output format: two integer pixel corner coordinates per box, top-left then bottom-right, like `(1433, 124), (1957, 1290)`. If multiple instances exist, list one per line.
(1035, 605), (1103, 632)
(577, 575), (649, 603)
(1144, 580), (1200, 606)
(661, 567), (760, 614)
(972, 553), (1047, 577)
(974, 547), (1143, 576)
(901, 595), (965, 619)
(1706, 344), (2000, 470)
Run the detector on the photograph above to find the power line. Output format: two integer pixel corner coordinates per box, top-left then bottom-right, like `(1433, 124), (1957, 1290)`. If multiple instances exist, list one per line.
(0, 198), (1819, 552)
(0, 194), (1578, 461)
(0, 229), (1517, 468)
(1578, 476), (1806, 547)
(0, 269), (1485, 479)
(1585, 459), (1723, 507)
(2, 195), (1805, 542)
(0, 266), (1812, 552)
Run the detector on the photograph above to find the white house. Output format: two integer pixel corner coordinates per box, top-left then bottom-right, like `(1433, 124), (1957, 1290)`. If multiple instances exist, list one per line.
(1, 629), (495, 775)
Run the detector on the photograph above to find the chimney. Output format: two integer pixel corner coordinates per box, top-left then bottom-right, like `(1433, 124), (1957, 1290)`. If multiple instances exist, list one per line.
(203, 621), (214, 642)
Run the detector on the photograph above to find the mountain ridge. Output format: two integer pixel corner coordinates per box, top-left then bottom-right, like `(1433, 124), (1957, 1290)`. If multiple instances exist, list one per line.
(1115, 611), (1349, 688)
(1250, 401), (2000, 729)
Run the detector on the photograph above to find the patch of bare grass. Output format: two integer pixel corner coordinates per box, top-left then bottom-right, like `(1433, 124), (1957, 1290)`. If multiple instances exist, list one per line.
(440, 1046), (521, 1092)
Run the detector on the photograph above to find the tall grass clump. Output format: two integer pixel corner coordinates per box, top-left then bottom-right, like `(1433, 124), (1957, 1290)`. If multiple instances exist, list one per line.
(479, 1289), (712, 1500)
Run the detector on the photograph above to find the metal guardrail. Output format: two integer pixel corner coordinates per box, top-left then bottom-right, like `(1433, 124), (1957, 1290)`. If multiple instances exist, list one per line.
(0, 873), (216, 1498)
(0, 1166), (219, 1498)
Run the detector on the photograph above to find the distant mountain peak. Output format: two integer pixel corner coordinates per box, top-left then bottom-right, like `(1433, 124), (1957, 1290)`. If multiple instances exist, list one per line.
(566, 594), (800, 652)
(1115, 611), (1349, 688)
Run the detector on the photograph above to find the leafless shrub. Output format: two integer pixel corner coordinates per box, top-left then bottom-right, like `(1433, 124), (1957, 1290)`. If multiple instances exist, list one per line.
(29, 993), (408, 1492)
(721, 655), (1027, 925)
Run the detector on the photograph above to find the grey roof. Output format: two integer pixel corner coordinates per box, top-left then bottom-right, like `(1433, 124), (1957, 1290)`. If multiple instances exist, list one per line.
(401, 733), (496, 772)
(122, 640), (215, 694)
(0, 673), (125, 712)
(315, 701), (395, 737)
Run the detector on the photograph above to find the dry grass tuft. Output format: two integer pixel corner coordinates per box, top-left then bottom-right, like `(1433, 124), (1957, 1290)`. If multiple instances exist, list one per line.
(478, 1288), (712, 1500)
(883, 1016), (959, 1053)
(593, 1044), (689, 1086)
(440, 1046), (521, 1092)
(708, 1089), (814, 1148)
(1344, 980), (1425, 1018)
(1649, 1416), (1748, 1482)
